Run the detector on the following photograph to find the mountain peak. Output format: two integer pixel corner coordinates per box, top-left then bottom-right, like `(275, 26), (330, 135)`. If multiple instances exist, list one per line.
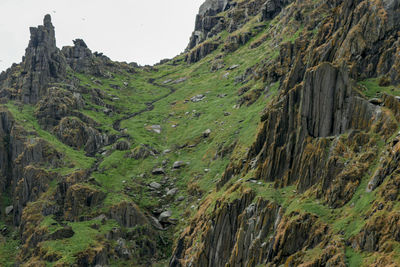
(43, 14), (53, 29)
(20, 13), (66, 103)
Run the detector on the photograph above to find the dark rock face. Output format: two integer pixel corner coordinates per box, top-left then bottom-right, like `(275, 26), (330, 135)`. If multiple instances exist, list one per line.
(199, 0), (231, 16)
(63, 184), (106, 221)
(34, 87), (109, 155)
(109, 201), (149, 228)
(187, 0), (230, 50)
(13, 166), (58, 225)
(186, 0), (293, 51)
(20, 15), (66, 104)
(260, 0), (290, 21)
(233, 63), (375, 198)
(35, 88), (84, 128)
(54, 117), (107, 155)
(61, 39), (94, 73)
(172, 0), (400, 265)
(62, 38), (129, 77)
(75, 246), (108, 267)
(170, 188), (340, 267)
(170, 187), (255, 267)
(0, 108), (63, 225)
(0, 108), (15, 191)
(0, 15), (73, 104)
(301, 63), (374, 138)
(223, 31), (252, 52)
(185, 41), (220, 63)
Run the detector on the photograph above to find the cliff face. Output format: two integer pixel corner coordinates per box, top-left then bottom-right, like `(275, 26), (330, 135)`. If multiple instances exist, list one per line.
(0, 0), (399, 266)
(171, 0), (400, 266)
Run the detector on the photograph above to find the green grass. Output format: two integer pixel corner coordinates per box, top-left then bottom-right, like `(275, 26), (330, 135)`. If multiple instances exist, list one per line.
(0, 234), (19, 267)
(2, 1), (394, 265)
(346, 247), (363, 267)
(358, 78), (399, 99)
(40, 219), (119, 265)
(4, 102), (95, 174)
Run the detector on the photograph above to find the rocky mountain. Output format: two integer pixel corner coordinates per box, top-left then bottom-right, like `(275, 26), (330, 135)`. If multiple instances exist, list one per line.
(0, 0), (399, 266)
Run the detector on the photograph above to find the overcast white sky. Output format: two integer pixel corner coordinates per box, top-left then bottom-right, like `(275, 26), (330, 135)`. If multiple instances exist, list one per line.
(0, 0), (204, 71)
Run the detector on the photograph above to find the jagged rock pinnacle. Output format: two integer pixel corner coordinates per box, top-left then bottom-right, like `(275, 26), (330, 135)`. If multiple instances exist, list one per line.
(21, 14), (66, 104)
(43, 14), (53, 28)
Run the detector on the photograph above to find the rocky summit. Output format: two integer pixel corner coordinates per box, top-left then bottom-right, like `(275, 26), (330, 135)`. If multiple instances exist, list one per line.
(0, 0), (399, 266)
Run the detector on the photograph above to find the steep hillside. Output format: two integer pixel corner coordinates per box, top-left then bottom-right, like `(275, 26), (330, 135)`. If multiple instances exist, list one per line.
(0, 0), (399, 266)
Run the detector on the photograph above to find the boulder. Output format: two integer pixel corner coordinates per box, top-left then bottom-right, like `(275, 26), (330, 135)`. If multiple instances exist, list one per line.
(163, 79), (173, 84)
(115, 140), (130, 151)
(191, 94), (206, 102)
(149, 182), (162, 189)
(126, 145), (157, 159)
(369, 98), (383, 105)
(5, 205), (13, 215)
(150, 125), (162, 134)
(159, 210), (172, 223)
(166, 188), (179, 196)
(174, 77), (187, 84)
(203, 129), (212, 138)
(152, 168), (165, 175)
(148, 216), (164, 230)
(172, 161), (186, 169)
(228, 64), (239, 70)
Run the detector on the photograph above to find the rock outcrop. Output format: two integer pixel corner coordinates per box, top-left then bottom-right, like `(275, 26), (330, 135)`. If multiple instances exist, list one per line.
(0, 107), (63, 225)
(171, 0), (400, 266)
(63, 183), (106, 221)
(185, 41), (220, 63)
(35, 87), (84, 128)
(0, 15), (67, 104)
(186, 0), (293, 52)
(62, 39), (118, 76)
(187, 0), (231, 50)
(109, 201), (149, 228)
(54, 117), (107, 155)
(0, 0), (399, 266)
(62, 39), (94, 73)
(170, 187), (341, 267)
